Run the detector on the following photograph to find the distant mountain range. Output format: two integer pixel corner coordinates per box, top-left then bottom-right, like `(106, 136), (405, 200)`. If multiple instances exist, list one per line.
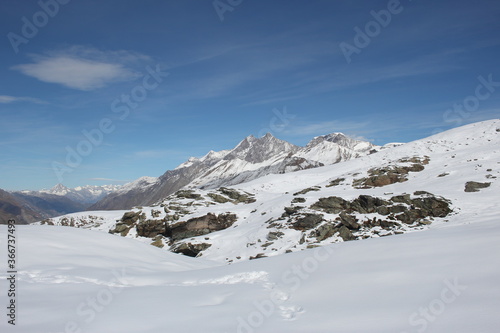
(35, 183), (122, 204)
(0, 184), (121, 224)
(90, 132), (382, 210)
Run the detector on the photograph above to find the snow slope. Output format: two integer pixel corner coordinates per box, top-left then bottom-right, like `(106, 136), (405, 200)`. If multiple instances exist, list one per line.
(1, 217), (499, 332)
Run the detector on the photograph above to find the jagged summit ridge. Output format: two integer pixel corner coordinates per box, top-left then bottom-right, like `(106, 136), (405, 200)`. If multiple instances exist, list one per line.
(224, 133), (299, 163)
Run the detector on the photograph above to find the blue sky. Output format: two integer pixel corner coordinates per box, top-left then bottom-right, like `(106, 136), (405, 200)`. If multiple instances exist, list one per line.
(1, 0), (499, 191)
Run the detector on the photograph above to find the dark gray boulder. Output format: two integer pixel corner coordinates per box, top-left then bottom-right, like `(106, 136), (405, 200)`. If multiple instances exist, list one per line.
(292, 214), (324, 230)
(282, 206), (303, 217)
(313, 223), (338, 242)
(310, 196), (349, 214)
(136, 219), (167, 238)
(338, 226), (355, 241)
(338, 212), (360, 230)
(350, 195), (389, 214)
(464, 181), (491, 192)
(171, 242), (212, 257)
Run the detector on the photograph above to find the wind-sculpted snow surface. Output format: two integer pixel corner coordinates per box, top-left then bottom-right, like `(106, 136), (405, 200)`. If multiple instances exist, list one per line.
(2, 217), (500, 332)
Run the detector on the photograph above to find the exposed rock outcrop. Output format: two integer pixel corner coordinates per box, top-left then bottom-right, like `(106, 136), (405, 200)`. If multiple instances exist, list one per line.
(310, 196), (350, 214)
(293, 186), (321, 196)
(326, 178), (345, 187)
(171, 242), (212, 257)
(464, 181), (491, 192)
(110, 211), (144, 236)
(168, 213), (238, 241)
(217, 188), (256, 204)
(175, 190), (203, 200)
(291, 214), (324, 230)
(137, 219), (167, 238)
(353, 156), (430, 189)
(310, 193), (451, 225)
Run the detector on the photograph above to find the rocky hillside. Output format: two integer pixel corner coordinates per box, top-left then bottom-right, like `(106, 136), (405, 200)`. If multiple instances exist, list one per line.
(10, 192), (87, 219)
(0, 189), (43, 224)
(39, 120), (500, 262)
(90, 132), (378, 210)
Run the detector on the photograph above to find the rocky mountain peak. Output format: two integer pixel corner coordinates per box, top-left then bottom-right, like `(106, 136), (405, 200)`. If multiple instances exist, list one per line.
(49, 183), (70, 194)
(322, 132), (349, 142)
(225, 133), (299, 163)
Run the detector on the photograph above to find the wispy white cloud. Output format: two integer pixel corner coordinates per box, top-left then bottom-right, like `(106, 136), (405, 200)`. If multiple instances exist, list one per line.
(179, 44), (459, 107)
(166, 38), (337, 101)
(0, 95), (46, 104)
(11, 46), (149, 91)
(13, 58), (134, 91)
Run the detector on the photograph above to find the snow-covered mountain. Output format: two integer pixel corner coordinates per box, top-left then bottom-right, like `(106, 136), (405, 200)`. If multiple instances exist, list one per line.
(91, 132), (378, 210)
(41, 119), (500, 263)
(295, 132), (376, 164)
